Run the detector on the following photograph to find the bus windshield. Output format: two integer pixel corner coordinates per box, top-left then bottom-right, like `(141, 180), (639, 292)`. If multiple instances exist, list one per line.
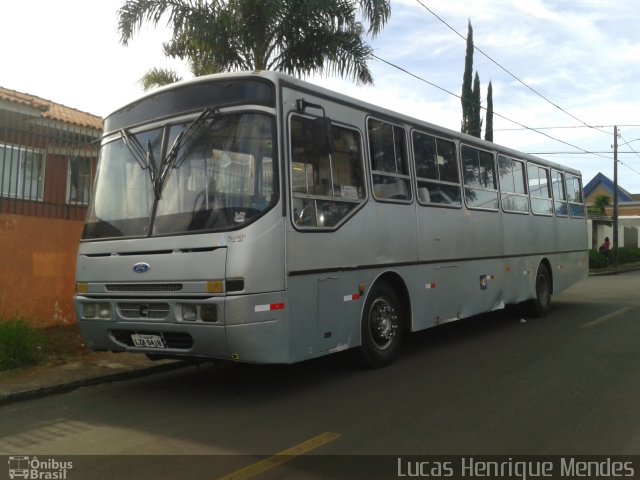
(83, 112), (276, 239)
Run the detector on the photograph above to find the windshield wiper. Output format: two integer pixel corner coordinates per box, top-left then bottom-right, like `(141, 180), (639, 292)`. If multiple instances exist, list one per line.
(153, 108), (218, 200)
(120, 127), (161, 198)
(119, 128), (149, 170)
(169, 108), (218, 168)
(119, 108), (217, 201)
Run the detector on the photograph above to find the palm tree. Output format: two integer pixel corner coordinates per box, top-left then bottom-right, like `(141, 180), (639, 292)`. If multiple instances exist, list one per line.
(137, 67), (182, 91)
(587, 194), (611, 215)
(118, 0), (391, 90)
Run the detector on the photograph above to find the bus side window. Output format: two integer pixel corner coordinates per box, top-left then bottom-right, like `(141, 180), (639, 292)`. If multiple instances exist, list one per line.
(552, 170), (568, 216)
(368, 118), (412, 201)
(566, 174), (585, 217)
(290, 115), (365, 229)
(461, 144), (498, 210)
(497, 155), (528, 213)
(528, 163), (553, 215)
(412, 131), (461, 206)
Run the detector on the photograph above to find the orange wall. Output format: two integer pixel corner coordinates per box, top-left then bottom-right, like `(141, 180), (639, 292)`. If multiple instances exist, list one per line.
(584, 185), (612, 205)
(0, 214), (82, 327)
(604, 206), (640, 216)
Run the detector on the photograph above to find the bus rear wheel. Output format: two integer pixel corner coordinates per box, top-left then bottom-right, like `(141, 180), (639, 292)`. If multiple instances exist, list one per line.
(528, 263), (551, 317)
(354, 281), (403, 368)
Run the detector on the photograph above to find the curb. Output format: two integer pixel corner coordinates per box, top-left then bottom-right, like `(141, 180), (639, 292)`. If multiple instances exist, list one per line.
(0, 361), (190, 406)
(589, 262), (640, 276)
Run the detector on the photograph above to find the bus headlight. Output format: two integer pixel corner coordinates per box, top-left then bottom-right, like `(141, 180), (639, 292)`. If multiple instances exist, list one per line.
(182, 304), (198, 321)
(98, 304), (112, 319)
(82, 303), (97, 318)
(201, 305), (218, 323)
(82, 303), (111, 319)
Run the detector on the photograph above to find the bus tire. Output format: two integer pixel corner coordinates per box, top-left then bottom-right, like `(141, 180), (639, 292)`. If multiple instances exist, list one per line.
(354, 281), (403, 368)
(528, 263), (552, 317)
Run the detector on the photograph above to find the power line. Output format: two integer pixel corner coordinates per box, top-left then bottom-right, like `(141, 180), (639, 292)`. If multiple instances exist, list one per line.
(372, 54), (610, 160)
(413, 0), (611, 138)
(497, 124), (640, 132)
(527, 151), (640, 155)
(617, 133), (640, 177)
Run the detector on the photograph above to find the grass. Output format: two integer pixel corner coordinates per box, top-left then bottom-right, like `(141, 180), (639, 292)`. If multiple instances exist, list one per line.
(0, 318), (91, 372)
(0, 317), (47, 371)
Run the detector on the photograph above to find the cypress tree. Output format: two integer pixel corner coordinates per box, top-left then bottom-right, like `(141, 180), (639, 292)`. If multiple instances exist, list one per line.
(471, 71), (482, 138)
(460, 21), (474, 135)
(485, 81), (493, 142)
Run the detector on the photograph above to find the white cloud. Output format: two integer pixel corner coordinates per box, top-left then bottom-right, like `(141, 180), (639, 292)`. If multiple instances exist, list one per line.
(3, 0), (640, 191)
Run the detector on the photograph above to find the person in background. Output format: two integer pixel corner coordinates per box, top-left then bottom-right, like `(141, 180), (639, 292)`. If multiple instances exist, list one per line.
(599, 237), (610, 257)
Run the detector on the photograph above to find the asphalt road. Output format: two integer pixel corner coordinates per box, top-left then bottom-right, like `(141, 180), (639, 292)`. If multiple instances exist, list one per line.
(1, 271), (639, 479)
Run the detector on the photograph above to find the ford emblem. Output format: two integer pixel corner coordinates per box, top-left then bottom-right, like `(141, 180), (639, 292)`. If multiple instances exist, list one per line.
(133, 262), (150, 273)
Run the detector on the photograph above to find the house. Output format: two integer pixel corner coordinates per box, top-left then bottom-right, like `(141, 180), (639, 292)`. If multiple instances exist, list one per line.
(583, 172), (640, 250)
(0, 86), (102, 220)
(584, 172), (640, 216)
(0, 87), (103, 327)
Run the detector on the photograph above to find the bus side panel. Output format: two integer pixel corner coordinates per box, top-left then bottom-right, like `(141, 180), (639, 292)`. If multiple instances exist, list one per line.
(502, 212), (536, 304)
(416, 206), (471, 262)
(552, 213), (589, 294)
(406, 263), (461, 331)
(225, 209), (286, 294)
(225, 291), (291, 363)
(287, 271), (369, 361)
(415, 203), (505, 326)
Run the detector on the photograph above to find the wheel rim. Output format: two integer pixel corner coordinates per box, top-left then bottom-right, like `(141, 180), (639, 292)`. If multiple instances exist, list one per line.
(368, 298), (399, 350)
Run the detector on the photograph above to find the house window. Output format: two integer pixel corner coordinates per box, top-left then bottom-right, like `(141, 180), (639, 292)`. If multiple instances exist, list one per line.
(0, 143), (45, 200)
(67, 156), (93, 205)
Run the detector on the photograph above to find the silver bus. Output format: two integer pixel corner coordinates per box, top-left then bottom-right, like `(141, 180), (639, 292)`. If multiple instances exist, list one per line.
(75, 71), (588, 368)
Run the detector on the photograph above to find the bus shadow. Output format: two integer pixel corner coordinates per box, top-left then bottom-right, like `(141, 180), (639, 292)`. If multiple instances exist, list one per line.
(123, 306), (528, 399)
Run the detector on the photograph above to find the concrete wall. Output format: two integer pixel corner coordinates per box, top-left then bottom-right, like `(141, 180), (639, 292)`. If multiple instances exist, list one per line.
(0, 214), (82, 327)
(588, 217), (640, 251)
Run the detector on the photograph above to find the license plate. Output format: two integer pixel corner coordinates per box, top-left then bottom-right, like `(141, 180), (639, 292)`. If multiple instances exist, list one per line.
(131, 333), (165, 349)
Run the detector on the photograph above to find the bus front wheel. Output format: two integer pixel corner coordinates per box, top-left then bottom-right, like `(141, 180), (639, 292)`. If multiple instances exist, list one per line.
(354, 281), (403, 368)
(528, 263), (552, 317)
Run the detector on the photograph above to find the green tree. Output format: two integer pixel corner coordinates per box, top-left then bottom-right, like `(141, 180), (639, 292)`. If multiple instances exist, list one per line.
(118, 0), (391, 90)
(587, 194), (611, 215)
(485, 81), (493, 142)
(460, 20), (474, 135)
(469, 71), (482, 138)
(137, 67), (182, 91)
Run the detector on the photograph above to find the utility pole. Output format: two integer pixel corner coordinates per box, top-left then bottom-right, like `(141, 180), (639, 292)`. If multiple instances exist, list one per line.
(613, 126), (619, 268)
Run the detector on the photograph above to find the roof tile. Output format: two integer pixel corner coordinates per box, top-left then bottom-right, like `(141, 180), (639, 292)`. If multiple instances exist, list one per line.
(0, 86), (102, 130)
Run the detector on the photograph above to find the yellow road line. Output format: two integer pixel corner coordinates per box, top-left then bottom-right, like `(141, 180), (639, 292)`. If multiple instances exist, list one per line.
(218, 431), (341, 480)
(580, 306), (631, 329)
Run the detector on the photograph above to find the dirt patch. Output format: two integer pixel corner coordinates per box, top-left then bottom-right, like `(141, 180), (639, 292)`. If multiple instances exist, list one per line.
(41, 324), (94, 365)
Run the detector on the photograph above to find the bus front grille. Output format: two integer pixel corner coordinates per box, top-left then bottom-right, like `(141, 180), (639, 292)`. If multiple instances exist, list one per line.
(118, 303), (170, 320)
(110, 330), (194, 350)
(106, 283), (183, 292)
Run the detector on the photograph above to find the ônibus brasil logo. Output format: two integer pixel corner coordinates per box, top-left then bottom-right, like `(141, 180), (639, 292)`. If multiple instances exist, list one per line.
(8, 456), (73, 479)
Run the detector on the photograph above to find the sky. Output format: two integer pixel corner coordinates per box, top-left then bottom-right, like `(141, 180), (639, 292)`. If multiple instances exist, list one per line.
(3, 0), (640, 192)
